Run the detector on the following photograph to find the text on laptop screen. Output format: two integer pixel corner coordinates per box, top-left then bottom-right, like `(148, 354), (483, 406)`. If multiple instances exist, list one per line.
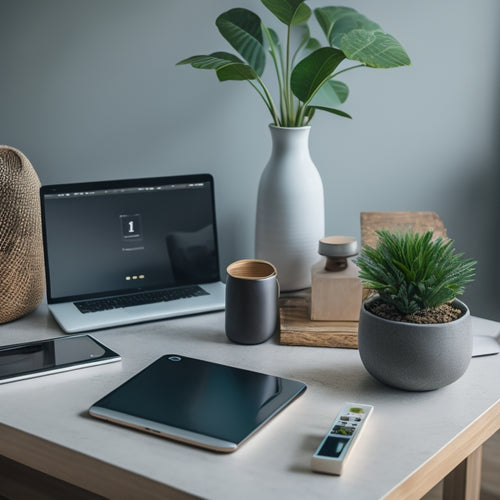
(42, 178), (219, 302)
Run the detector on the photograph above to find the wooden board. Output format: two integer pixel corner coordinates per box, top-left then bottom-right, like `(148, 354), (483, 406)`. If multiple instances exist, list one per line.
(360, 211), (447, 248)
(279, 291), (358, 349)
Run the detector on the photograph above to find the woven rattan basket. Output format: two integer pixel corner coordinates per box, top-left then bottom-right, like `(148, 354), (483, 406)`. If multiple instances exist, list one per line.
(0, 146), (45, 323)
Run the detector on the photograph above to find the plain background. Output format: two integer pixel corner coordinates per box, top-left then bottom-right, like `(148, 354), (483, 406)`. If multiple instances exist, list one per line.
(1, 0), (499, 320)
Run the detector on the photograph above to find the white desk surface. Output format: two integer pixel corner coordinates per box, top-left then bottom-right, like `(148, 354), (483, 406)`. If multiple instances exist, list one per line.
(0, 302), (499, 500)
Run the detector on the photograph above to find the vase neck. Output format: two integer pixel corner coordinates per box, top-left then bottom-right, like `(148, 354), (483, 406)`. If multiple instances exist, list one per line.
(269, 126), (312, 162)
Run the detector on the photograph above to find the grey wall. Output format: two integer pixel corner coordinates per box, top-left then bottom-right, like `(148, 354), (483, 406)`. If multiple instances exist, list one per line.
(2, 1), (500, 319)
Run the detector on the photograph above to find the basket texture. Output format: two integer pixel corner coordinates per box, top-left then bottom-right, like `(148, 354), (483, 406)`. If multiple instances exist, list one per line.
(0, 146), (45, 323)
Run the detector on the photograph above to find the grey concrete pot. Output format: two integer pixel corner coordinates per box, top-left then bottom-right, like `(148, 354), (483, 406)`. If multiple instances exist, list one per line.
(358, 298), (472, 391)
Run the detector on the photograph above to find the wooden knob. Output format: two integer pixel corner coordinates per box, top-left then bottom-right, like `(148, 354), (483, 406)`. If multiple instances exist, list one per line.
(318, 236), (359, 272)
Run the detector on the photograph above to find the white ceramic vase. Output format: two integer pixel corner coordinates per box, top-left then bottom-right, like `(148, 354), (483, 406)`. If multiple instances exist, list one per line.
(255, 125), (325, 291)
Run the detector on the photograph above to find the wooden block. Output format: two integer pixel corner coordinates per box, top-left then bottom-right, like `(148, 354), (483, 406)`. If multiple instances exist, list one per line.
(279, 291), (358, 349)
(310, 259), (362, 321)
(360, 211), (447, 248)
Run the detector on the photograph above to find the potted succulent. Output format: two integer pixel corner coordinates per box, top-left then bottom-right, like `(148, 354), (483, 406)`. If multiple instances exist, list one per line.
(177, 2), (411, 290)
(355, 230), (477, 391)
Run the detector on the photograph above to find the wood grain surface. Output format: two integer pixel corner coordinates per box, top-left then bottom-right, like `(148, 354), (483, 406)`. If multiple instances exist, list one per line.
(360, 211), (448, 248)
(279, 291), (358, 348)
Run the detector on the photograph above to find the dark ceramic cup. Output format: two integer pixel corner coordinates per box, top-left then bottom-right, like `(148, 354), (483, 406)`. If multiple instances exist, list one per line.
(225, 259), (279, 344)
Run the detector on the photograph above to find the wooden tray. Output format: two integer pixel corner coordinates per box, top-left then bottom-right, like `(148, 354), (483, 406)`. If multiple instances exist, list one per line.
(279, 291), (358, 349)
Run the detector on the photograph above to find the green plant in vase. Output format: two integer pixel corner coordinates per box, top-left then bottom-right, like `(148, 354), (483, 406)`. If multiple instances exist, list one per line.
(177, 1), (411, 291)
(177, 1), (411, 126)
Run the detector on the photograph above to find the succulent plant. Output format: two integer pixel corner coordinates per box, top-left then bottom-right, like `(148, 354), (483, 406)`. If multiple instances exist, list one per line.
(356, 230), (476, 315)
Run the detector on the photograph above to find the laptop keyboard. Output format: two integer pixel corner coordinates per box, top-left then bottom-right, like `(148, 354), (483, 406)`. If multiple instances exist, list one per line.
(74, 285), (209, 314)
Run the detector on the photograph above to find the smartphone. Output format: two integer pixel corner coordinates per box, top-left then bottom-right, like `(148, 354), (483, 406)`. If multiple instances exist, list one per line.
(0, 335), (121, 384)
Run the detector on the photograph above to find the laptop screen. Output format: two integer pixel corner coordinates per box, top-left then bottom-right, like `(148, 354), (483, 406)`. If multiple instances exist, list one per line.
(41, 175), (220, 303)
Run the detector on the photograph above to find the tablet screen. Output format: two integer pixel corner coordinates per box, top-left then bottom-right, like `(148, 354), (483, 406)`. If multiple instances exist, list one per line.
(89, 355), (306, 452)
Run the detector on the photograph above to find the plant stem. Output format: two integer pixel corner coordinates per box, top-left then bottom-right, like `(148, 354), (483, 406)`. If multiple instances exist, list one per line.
(295, 106), (306, 127)
(285, 24), (293, 126)
(262, 24), (286, 126)
(248, 77), (280, 126)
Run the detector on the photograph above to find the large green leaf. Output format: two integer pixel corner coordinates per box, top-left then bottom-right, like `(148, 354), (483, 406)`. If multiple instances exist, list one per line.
(216, 9), (266, 76)
(216, 63), (259, 81)
(315, 6), (356, 37)
(261, 0), (311, 26)
(268, 27), (281, 48)
(177, 52), (258, 81)
(341, 30), (411, 68)
(309, 80), (349, 107)
(305, 37), (322, 53)
(290, 47), (345, 103)
(315, 7), (380, 48)
(291, 23), (321, 64)
(308, 80), (351, 119)
(309, 106), (352, 119)
(177, 52), (239, 70)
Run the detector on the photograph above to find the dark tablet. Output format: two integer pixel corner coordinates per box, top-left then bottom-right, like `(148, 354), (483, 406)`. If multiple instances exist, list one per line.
(0, 335), (120, 384)
(89, 354), (306, 452)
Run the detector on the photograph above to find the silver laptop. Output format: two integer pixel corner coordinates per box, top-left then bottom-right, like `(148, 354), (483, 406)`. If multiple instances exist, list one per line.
(40, 174), (225, 333)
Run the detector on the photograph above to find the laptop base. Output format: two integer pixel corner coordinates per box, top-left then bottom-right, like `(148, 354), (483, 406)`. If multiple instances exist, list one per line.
(49, 282), (225, 333)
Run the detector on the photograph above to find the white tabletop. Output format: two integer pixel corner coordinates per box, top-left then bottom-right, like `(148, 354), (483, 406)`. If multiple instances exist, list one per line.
(0, 302), (499, 500)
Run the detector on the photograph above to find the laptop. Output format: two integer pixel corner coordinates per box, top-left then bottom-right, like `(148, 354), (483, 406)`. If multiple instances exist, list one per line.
(40, 174), (225, 333)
